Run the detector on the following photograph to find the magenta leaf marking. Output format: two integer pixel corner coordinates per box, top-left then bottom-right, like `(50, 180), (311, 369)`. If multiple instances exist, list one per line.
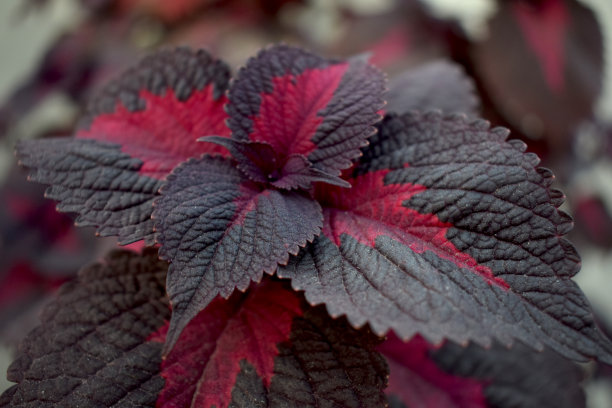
(16, 48), (231, 245)
(157, 280), (302, 408)
(155, 45), (386, 349)
(78, 87), (230, 180)
(227, 45), (385, 176)
(316, 168), (507, 288)
(155, 279), (388, 408)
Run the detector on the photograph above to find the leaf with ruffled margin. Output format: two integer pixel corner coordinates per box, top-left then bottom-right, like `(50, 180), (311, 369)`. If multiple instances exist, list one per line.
(0, 249), (170, 408)
(157, 279), (388, 408)
(153, 156), (323, 351)
(224, 44), (385, 178)
(386, 61), (479, 115)
(278, 111), (612, 364)
(16, 48), (231, 245)
(380, 333), (585, 408)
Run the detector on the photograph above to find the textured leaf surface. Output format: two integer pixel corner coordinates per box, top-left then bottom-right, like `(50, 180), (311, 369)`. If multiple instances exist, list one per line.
(278, 111), (612, 363)
(78, 47), (231, 179)
(158, 279), (388, 408)
(17, 138), (163, 244)
(381, 333), (585, 408)
(0, 249), (170, 408)
(225, 44), (385, 176)
(386, 61), (479, 115)
(154, 156), (323, 350)
(17, 48), (231, 244)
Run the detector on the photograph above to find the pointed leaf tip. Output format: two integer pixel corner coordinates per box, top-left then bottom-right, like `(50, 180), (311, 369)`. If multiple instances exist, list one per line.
(154, 156), (323, 351)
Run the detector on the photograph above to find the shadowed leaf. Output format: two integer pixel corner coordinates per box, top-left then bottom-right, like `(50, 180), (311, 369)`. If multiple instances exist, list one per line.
(380, 333), (585, 408)
(0, 249), (170, 408)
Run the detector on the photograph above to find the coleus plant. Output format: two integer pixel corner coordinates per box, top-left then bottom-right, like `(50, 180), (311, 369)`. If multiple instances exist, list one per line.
(3, 44), (612, 407)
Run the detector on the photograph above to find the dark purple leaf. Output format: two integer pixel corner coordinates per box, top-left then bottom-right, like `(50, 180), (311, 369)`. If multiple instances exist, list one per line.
(0, 250), (387, 408)
(432, 340), (586, 408)
(153, 156), (323, 350)
(16, 48), (231, 245)
(17, 138), (163, 244)
(0, 249), (170, 408)
(278, 111), (612, 364)
(225, 44), (385, 177)
(380, 334), (487, 408)
(201, 137), (351, 189)
(157, 278), (388, 408)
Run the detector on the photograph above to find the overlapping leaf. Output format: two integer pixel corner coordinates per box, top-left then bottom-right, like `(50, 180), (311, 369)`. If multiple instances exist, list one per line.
(158, 279), (388, 408)
(17, 48), (231, 244)
(155, 45), (386, 348)
(381, 333), (585, 408)
(278, 110), (612, 363)
(0, 248), (388, 408)
(0, 249), (170, 408)
(432, 341), (585, 408)
(154, 156), (323, 350)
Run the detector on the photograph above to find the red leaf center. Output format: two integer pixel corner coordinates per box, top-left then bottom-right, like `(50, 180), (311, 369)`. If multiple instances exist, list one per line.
(249, 64), (348, 161)
(78, 86), (230, 180)
(317, 169), (510, 289)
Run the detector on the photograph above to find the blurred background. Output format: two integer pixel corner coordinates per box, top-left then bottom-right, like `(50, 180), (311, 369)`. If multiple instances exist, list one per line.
(0, 0), (611, 405)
